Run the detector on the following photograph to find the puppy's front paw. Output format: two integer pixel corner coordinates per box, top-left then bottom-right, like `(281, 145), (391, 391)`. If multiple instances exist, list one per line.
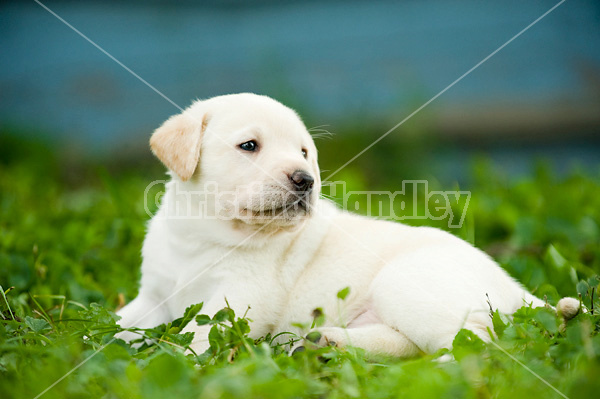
(305, 329), (340, 347)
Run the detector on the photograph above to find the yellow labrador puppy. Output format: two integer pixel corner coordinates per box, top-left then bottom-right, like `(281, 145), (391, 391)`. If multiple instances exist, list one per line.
(117, 93), (578, 356)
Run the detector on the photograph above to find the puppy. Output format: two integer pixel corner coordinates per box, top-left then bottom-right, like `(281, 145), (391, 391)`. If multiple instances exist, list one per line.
(117, 93), (579, 356)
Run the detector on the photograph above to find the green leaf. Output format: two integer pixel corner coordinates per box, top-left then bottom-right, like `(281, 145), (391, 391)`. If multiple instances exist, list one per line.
(24, 316), (50, 333)
(512, 305), (536, 324)
(236, 318), (251, 335)
(339, 362), (360, 397)
(171, 302), (203, 331)
(492, 310), (508, 338)
(452, 329), (486, 361)
(291, 322), (308, 330)
(545, 244), (567, 269)
(195, 314), (212, 326)
(213, 307), (235, 323)
(534, 309), (558, 334)
(208, 325), (224, 352)
(0, 285), (15, 321)
(168, 331), (195, 347)
(79, 303), (119, 325)
(337, 286), (351, 300)
(144, 353), (187, 388)
(310, 307), (325, 328)
(577, 280), (590, 297)
(305, 331), (322, 344)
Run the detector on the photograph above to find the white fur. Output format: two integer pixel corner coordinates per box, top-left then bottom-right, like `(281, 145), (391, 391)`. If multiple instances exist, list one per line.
(117, 93), (567, 357)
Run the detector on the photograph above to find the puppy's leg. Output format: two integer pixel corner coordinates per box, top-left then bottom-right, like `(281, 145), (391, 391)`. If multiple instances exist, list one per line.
(115, 294), (170, 342)
(296, 324), (421, 358)
(368, 248), (501, 354)
(181, 323), (212, 355)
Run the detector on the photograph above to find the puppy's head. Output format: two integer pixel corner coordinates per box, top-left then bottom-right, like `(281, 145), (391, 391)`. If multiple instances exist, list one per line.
(150, 93), (320, 230)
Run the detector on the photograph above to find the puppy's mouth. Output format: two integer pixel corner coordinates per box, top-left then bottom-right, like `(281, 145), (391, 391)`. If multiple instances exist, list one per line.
(253, 197), (309, 216)
(242, 193), (313, 222)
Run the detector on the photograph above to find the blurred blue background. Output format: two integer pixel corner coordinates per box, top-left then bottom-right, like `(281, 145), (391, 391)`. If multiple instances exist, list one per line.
(1, 0), (599, 181)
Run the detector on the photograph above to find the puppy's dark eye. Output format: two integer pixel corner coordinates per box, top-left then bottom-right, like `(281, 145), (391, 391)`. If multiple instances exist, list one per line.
(239, 140), (258, 152)
(301, 148), (307, 158)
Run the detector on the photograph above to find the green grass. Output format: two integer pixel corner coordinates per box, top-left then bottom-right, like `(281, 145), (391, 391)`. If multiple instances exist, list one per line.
(1, 133), (599, 399)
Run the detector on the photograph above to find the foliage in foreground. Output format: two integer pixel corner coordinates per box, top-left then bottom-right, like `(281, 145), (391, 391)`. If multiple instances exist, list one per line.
(0, 134), (599, 398)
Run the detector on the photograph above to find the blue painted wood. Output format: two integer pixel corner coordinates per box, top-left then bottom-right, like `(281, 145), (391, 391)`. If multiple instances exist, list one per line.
(1, 0), (599, 149)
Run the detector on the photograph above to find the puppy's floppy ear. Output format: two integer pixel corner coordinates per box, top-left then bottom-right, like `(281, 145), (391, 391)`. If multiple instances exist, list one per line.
(150, 112), (209, 181)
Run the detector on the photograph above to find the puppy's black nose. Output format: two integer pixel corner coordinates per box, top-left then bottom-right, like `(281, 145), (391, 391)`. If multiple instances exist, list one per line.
(290, 170), (314, 192)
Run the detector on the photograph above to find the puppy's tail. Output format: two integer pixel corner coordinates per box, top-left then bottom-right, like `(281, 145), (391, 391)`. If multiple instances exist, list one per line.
(556, 297), (580, 321)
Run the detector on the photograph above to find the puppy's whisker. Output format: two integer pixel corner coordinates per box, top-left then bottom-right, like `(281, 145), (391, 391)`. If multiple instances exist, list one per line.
(308, 125), (334, 140)
(319, 194), (335, 200)
(308, 124), (331, 131)
(311, 133), (334, 140)
(320, 181), (339, 187)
